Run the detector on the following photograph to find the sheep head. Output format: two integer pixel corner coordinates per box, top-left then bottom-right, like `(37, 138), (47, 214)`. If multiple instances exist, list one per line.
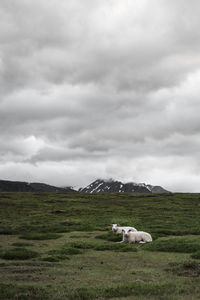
(122, 228), (134, 238)
(112, 224), (118, 232)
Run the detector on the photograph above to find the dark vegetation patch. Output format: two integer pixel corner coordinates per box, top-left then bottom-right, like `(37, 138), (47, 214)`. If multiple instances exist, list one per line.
(69, 234), (91, 238)
(94, 243), (137, 252)
(41, 254), (70, 262)
(0, 227), (14, 235)
(66, 241), (95, 249)
(65, 240), (137, 252)
(166, 261), (200, 277)
(0, 194), (12, 199)
(0, 283), (48, 299)
(143, 236), (200, 253)
(68, 281), (176, 299)
(191, 251), (200, 259)
(18, 224), (71, 234)
(95, 232), (122, 242)
(11, 242), (33, 247)
(20, 233), (62, 240)
(0, 261), (55, 268)
(48, 247), (83, 256)
(51, 209), (66, 214)
(0, 248), (39, 260)
(60, 220), (81, 226)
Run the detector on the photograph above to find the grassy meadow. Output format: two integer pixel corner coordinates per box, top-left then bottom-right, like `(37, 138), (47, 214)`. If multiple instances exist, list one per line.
(0, 192), (200, 299)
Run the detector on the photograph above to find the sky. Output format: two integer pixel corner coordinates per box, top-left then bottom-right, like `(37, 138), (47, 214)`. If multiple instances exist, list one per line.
(1, 0), (200, 192)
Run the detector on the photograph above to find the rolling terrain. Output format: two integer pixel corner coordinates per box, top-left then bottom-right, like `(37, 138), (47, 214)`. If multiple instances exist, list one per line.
(0, 192), (200, 299)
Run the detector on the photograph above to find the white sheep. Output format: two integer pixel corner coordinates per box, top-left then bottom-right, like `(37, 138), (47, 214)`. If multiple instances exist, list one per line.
(112, 224), (137, 234)
(122, 228), (152, 244)
(112, 224), (137, 243)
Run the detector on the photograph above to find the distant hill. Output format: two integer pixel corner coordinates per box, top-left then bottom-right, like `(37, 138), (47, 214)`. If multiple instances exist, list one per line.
(0, 180), (76, 193)
(79, 179), (170, 194)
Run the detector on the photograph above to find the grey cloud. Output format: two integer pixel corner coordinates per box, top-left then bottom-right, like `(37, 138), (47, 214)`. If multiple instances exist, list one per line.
(1, 0), (200, 191)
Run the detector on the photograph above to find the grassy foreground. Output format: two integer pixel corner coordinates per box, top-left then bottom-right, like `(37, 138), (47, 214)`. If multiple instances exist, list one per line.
(0, 192), (200, 299)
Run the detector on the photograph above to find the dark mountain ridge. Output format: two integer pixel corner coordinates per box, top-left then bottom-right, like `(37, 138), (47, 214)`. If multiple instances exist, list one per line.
(0, 180), (75, 193)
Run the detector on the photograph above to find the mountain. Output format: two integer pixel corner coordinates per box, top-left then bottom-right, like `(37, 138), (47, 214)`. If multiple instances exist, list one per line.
(0, 179), (169, 193)
(0, 180), (76, 193)
(79, 179), (170, 194)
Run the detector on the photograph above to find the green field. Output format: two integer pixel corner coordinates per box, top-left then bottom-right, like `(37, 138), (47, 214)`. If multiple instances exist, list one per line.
(0, 192), (200, 300)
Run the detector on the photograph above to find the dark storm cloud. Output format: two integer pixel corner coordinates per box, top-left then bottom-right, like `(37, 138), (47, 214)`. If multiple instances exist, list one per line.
(1, 0), (200, 191)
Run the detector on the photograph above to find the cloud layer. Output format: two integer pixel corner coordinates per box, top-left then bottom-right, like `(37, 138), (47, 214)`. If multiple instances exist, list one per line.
(1, 0), (200, 191)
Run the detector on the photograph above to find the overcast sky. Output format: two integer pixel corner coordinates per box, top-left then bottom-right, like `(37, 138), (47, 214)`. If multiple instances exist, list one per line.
(1, 0), (200, 192)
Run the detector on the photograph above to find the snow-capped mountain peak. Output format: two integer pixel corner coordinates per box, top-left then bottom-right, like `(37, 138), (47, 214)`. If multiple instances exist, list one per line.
(79, 179), (169, 194)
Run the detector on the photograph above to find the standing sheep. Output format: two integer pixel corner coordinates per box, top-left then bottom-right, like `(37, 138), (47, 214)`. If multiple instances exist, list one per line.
(122, 228), (152, 244)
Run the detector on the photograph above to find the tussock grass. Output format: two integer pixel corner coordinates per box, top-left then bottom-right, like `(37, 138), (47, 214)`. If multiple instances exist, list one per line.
(66, 240), (137, 252)
(95, 232), (122, 242)
(143, 236), (200, 253)
(66, 241), (95, 249)
(68, 281), (176, 299)
(69, 234), (92, 238)
(0, 283), (48, 299)
(20, 232), (62, 240)
(41, 254), (70, 262)
(48, 247), (83, 256)
(94, 243), (137, 252)
(0, 247), (39, 260)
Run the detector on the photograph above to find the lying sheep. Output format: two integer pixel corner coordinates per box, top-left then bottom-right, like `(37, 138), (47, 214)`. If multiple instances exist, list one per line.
(112, 224), (137, 243)
(122, 228), (152, 244)
(112, 224), (137, 234)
